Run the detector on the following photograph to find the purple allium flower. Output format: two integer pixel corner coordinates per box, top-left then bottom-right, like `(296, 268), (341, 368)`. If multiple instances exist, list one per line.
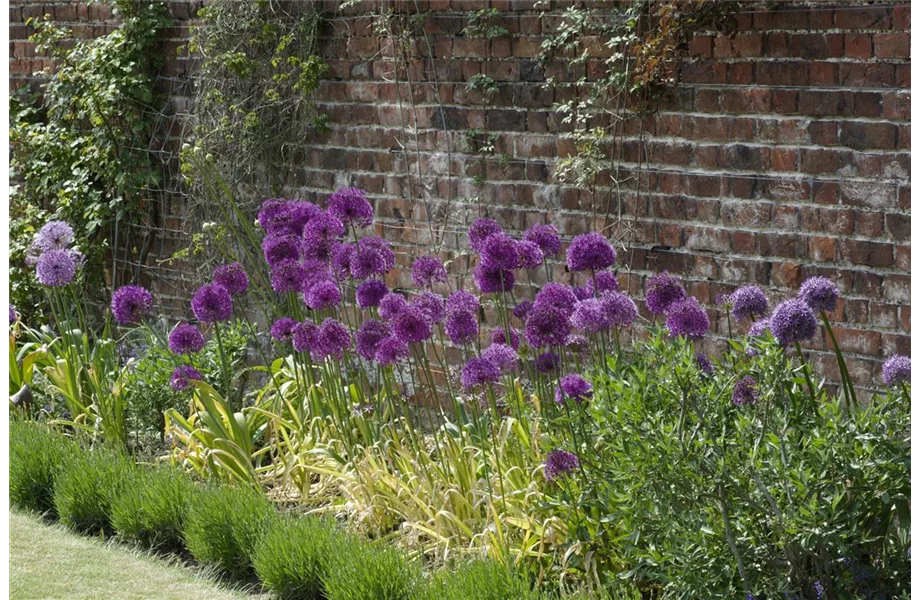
(587, 271), (619, 295)
(515, 240), (544, 270)
(36, 249), (77, 287)
(445, 311), (479, 345)
(287, 201), (323, 236)
(330, 243), (356, 279)
(393, 306), (432, 344)
(468, 217), (503, 252)
(555, 374), (592, 404)
(411, 291), (445, 325)
(270, 262), (307, 294)
(349, 244), (388, 280)
(327, 187), (373, 228)
(300, 236), (334, 263)
(798, 276), (839, 313)
(645, 271), (686, 315)
(769, 299), (818, 346)
(305, 280), (341, 310)
(524, 223), (561, 257)
(359, 236), (396, 272)
(9, 305), (17, 325)
(732, 376), (759, 406)
(535, 351), (560, 374)
(313, 318), (351, 360)
(490, 327), (520, 350)
(480, 233), (519, 271)
(303, 211), (345, 242)
(353, 280), (385, 310)
(374, 335), (409, 366)
(570, 298), (610, 333)
(356, 319), (390, 361)
(483, 343), (518, 374)
(379, 292), (408, 320)
(601, 292), (638, 328)
(544, 449), (579, 481)
(696, 353), (714, 374)
(168, 323), (205, 355)
(566, 232), (616, 272)
(461, 357), (501, 390)
(746, 319), (771, 356)
(534, 283), (578, 316)
(257, 199), (291, 234)
(882, 355), (910, 387)
(512, 300), (533, 321)
(262, 234), (301, 268)
(35, 220), (75, 252)
(301, 260), (334, 293)
(473, 264), (515, 294)
(213, 262), (249, 295)
(524, 304), (570, 348)
(191, 283), (233, 323)
(111, 285), (154, 326)
(293, 321), (318, 354)
(665, 297), (710, 339)
(565, 333), (589, 352)
(411, 255), (448, 289)
(813, 581), (825, 600)
(446, 290), (479, 316)
(170, 365), (203, 392)
(572, 285), (592, 301)
(270, 317), (297, 342)
(728, 285), (768, 322)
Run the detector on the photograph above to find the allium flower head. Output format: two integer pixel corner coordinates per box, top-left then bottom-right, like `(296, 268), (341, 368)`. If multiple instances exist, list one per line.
(732, 376), (759, 406)
(349, 244), (389, 280)
(728, 285), (768, 322)
(535, 351), (559, 374)
(411, 255), (448, 289)
(534, 283), (578, 316)
(798, 276), (839, 313)
(570, 298), (610, 333)
(490, 327), (520, 350)
(170, 365), (203, 392)
(36, 249), (77, 287)
(461, 357), (501, 390)
(446, 290), (479, 316)
(330, 243), (356, 279)
(168, 323), (205, 355)
(111, 285), (154, 326)
(359, 236), (396, 272)
(468, 217), (503, 252)
(411, 291), (445, 325)
(262, 234), (301, 268)
(515, 240), (544, 270)
(356, 319), (390, 361)
(769, 299), (818, 346)
(565, 333), (589, 352)
(473, 264), (515, 294)
(270, 261), (307, 294)
(300, 236), (334, 263)
(270, 317), (297, 342)
(375, 335), (409, 366)
(301, 261), (334, 293)
(257, 199), (292, 234)
(566, 232), (616, 272)
(572, 285), (592, 301)
(665, 297), (710, 339)
(191, 283), (233, 323)
(287, 201), (323, 236)
(881, 355), (910, 387)
(35, 220), (75, 252)
(544, 450), (579, 481)
(305, 280), (341, 310)
(327, 187), (373, 227)
(601, 292), (638, 328)
(213, 262), (249, 295)
(555, 374), (592, 404)
(9, 305), (17, 325)
(525, 303), (570, 348)
(293, 321), (319, 354)
(512, 300), (533, 321)
(587, 271), (619, 295)
(303, 211), (346, 242)
(445, 311), (479, 345)
(356, 279), (389, 308)
(645, 271), (686, 315)
(379, 292), (408, 320)
(524, 223), (561, 257)
(696, 353), (714, 374)
(480, 233), (519, 271)
(483, 343), (518, 374)
(313, 318), (351, 360)
(393, 306), (432, 344)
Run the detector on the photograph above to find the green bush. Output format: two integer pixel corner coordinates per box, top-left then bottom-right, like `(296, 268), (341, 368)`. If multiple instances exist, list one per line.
(253, 514), (337, 599)
(424, 559), (545, 600)
(9, 421), (73, 516)
(323, 534), (420, 600)
(110, 466), (195, 553)
(53, 444), (133, 534)
(183, 485), (274, 576)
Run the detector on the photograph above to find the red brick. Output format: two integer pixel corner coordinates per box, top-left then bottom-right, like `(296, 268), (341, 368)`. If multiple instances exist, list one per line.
(808, 237), (837, 262)
(844, 34), (872, 59)
(688, 34), (713, 58)
(874, 33), (909, 59)
(771, 147), (796, 171)
(841, 240), (894, 268)
(835, 6), (891, 29)
(892, 5), (910, 30)
(839, 121), (897, 150)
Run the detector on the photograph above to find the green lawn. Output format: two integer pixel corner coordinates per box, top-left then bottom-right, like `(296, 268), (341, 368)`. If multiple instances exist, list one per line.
(9, 510), (255, 600)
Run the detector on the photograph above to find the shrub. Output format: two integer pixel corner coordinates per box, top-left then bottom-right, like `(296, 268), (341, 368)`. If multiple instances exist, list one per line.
(53, 444), (133, 534)
(322, 534), (420, 600)
(110, 465), (196, 553)
(253, 514), (337, 599)
(9, 421), (72, 516)
(183, 484), (274, 576)
(423, 559), (545, 600)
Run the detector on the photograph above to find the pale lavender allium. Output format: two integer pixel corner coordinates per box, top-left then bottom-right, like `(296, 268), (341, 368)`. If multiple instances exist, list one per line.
(798, 276), (839, 313)
(36, 249), (76, 287)
(769, 299), (818, 346)
(111, 285), (154, 326)
(882, 355), (910, 387)
(566, 232), (616, 272)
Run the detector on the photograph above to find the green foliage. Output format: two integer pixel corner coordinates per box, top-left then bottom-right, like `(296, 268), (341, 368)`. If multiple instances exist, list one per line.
(110, 466), (195, 553)
(183, 485), (274, 577)
(424, 559), (545, 600)
(323, 534), (421, 600)
(462, 8), (509, 39)
(9, 420), (73, 516)
(54, 443), (134, 535)
(9, 1), (170, 319)
(253, 514), (338, 599)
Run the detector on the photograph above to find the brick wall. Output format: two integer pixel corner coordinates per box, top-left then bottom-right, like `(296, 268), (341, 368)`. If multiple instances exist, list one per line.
(9, 1), (911, 394)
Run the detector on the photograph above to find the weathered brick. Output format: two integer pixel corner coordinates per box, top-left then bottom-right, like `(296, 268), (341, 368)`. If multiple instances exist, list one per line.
(839, 121), (897, 150)
(873, 33), (909, 59)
